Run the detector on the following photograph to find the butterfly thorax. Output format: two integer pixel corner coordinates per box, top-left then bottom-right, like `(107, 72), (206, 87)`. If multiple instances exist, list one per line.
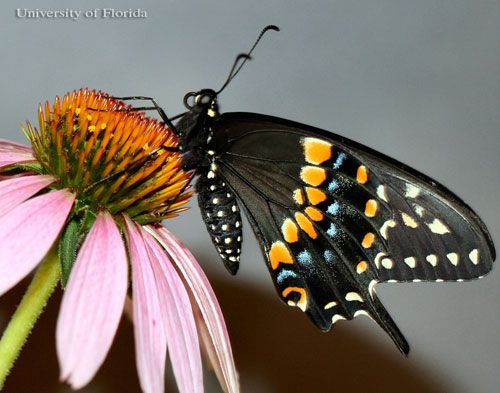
(176, 89), (221, 170)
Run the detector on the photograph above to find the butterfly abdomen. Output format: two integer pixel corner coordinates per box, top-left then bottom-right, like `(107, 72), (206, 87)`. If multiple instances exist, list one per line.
(196, 167), (243, 274)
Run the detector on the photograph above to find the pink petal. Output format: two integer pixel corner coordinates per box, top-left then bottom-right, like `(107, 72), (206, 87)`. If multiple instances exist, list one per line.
(148, 226), (240, 393)
(125, 218), (168, 393)
(0, 189), (75, 295)
(57, 211), (128, 389)
(0, 174), (56, 217)
(143, 230), (203, 393)
(0, 140), (35, 168)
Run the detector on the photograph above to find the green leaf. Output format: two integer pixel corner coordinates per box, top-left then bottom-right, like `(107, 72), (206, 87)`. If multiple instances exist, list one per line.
(58, 209), (99, 286)
(59, 218), (81, 286)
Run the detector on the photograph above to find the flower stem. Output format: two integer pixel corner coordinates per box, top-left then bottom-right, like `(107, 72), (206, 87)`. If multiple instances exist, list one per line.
(0, 248), (61, 389)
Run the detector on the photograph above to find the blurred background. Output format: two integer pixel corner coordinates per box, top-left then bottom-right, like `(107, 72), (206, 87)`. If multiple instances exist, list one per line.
(1, 1), (499, 392)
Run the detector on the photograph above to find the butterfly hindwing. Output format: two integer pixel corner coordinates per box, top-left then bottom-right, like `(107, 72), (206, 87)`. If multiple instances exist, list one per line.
(205, 112), (495, 352)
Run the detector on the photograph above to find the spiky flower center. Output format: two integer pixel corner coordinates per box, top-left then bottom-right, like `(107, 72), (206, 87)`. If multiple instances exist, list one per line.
(25, 89), (192, 224)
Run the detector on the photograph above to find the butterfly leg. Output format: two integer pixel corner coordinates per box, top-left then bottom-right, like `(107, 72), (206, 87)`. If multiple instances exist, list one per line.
(110, 96), (178, 131)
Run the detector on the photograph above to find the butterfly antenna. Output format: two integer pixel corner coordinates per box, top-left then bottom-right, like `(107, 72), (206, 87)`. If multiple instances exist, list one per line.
(216, 25), (280, 94)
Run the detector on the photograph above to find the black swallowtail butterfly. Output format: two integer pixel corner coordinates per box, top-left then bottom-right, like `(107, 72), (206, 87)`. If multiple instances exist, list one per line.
(121, 26), (496, 354)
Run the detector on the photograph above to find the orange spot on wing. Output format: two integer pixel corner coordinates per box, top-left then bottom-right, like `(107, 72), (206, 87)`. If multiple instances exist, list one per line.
(269, 241), (294, 270)
(361, 232), (375, 248)
(364, 199), (378, 217)
(295, 212), (318, 239)
(303, 138), (332, 165)
(356, 165), (368, 184)
(305, 206), (324, 221)
(356, 261), (369, 274)
(282, 218), (299, 243)
(282, 287), (308, 312)
(300, 166), (327, 186)
(305, 187), (327, 205)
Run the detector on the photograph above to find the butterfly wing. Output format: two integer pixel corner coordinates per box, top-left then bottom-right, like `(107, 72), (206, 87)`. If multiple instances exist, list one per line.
(205, 112), (495, 353)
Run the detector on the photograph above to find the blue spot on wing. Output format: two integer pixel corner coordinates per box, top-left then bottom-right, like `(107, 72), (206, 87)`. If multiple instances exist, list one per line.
(327, 201), (340, 216)
(298, 250), (313, 265)
(333, 152), (347, 170)
(324, 250), (335, 264)
(327, 223), (338, 238)
(277, 269), (298, 285)
(328, 179), (339, 193)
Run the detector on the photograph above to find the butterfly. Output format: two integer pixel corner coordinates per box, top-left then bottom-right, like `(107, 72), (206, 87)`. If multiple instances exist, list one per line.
(121, 26), (496, 354)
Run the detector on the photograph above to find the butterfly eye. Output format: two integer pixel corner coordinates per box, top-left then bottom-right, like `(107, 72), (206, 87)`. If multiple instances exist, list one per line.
(197, 94), (212, 105)
(195, 89), (217, 106)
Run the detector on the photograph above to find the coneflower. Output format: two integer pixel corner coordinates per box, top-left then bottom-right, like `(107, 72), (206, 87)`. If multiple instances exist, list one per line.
(0, 89), (239, 393)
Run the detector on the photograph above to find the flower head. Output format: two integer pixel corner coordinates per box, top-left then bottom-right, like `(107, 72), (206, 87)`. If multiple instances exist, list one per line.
(0, 89), (239, 393)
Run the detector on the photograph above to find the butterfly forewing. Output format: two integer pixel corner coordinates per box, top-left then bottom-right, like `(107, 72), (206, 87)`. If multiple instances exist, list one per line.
(205, 112), (495, 352)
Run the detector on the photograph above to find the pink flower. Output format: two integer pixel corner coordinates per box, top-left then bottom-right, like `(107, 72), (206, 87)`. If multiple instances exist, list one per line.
(0, 90), (239, 393)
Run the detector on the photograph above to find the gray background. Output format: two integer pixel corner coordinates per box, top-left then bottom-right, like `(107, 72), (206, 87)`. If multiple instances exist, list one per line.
(1, 1), (499, 392)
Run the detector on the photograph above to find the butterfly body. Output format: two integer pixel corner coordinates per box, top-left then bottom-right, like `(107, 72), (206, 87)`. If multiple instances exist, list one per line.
(174, 89), (495, 354)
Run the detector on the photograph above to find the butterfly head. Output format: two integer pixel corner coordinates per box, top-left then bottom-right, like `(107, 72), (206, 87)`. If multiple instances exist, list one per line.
(183, 89), (219, 117)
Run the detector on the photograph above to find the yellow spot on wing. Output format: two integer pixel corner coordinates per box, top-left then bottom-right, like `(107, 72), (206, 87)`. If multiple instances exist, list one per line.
(381, 257), (394, 269)
(345, 292), (364, 302)
(300, 166), (327, 186)
(295, 212), (318, 239)
(402, 212), (418, 228)
(324, 301), (337, 310)
(281, 218), (299, 243)
(356, 165), (368, 184)
(361, 232), (375, 248)
(331, 314), (346, 324)
(305, 187), (327, 205)
(427, 218), (450, 234)
(447, 252), (459, 266)
(364, 199), (378, 217)
(293, 189), (305, 205)
(469, 249), (479, 265)
(426, 254), (438, 266)
(305, 206), (324, 221)
(404, 256), (417, 268)
(269, 241), (294, 270)
(303, 137), (332, 165)
(282, 287), (308, 312)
